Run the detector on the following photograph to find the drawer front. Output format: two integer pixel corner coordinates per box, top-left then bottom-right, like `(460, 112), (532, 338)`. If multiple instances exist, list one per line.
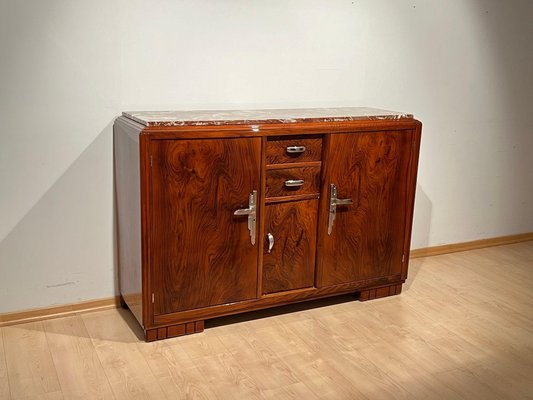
(266, 167), (321, 198)
(266, 136), (322, 164)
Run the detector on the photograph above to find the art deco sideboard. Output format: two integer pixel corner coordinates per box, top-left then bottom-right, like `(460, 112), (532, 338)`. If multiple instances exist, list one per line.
(114, 107), (422, 341)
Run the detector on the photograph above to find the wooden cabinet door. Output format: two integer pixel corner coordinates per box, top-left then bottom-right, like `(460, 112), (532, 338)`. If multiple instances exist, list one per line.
(317, 131), (413, 287)
(262, 200), (318, 294)
(150, 138), (261, 314)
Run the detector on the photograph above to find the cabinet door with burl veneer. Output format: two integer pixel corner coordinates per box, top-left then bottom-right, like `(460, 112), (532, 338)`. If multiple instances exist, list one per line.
(317, 131), (414, 287)
(262, 200), (318, 294)
(150, 138), (261, 315)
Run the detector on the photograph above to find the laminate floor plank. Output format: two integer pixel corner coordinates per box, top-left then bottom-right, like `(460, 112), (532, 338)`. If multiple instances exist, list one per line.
(190, 353), (264, 400)
(0, 328), (10, 400)
(217, 331), (300, 391)
(2, 241), (532, 399)
(239, 320), (313, 358)
(282, 317), (411, 400)
(14, 392), (63, 400)
(2, 323), (61, 399)
(464, 358), (533, 400)
(145, 335), (254, 399)
(272, 350), (368, 400)
(432, 367), (507, 400)
(42, 316), (114, 400)
(260, 382), (320, 400)
(312, 347), (412, 400)
(80, 310), (166, 400)
(138, 341), (218, 400)
(214, 317), (366, 399)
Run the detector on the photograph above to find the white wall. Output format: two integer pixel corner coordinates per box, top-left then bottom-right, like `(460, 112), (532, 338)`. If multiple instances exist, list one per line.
(1, 0), (532, 313)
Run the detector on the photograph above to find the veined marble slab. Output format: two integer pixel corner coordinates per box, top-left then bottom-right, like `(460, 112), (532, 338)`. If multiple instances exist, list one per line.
(122, 107), (413, 127)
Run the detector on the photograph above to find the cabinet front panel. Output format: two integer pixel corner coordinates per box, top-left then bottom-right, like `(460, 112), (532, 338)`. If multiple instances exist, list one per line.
(262, 200), (318, 294)
(265, 167), (321, 199)
(151, 138), (261, 314)
(318, 131), (413, 286)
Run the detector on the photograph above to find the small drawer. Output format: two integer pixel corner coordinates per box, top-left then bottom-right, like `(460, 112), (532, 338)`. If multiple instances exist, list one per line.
(265, 167), (321, 198)
(266, 136), (322, 165)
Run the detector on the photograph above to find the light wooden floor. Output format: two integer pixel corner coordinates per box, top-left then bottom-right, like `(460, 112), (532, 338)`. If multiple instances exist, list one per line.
(1, 241), (532, 400)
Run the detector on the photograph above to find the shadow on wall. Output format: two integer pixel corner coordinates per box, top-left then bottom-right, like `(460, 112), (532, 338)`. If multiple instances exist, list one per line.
(404, 183), (432, 291)
(411, 183), (432, 250)
(466, 1), (533, 236)
(0, 120), (118, 313)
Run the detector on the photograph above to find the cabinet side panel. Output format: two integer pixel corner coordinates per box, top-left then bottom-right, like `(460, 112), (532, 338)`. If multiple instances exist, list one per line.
(114, 117), (144, 326)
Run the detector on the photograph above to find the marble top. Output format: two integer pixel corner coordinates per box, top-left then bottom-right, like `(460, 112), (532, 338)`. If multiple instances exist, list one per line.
(122, 107), (413, 127)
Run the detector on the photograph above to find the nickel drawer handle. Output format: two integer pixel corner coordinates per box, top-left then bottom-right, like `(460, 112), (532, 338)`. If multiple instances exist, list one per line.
(285, 179), (305, 187)
(286, 146), (306, 154)
(267, 233), (274, 253)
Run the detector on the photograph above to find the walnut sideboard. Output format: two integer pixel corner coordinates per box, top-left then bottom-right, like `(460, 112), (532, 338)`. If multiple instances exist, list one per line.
(114, 107), (422, 341)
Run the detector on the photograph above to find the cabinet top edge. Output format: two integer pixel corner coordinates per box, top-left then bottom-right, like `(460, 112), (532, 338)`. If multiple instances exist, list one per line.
(121, 107), (414, 127)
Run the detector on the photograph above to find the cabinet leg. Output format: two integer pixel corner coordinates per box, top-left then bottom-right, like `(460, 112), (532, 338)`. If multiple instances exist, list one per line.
(145, 320), (204, 342)
(358, 284), (402, 301)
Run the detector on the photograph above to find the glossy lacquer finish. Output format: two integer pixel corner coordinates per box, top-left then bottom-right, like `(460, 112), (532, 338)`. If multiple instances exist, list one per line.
(114, 117), (143, 326)
(150, 138), (261, 314)
(115, 108), (421, 341)
(317, 131), (413, 286)
(262, 200), (318, 294)
(266, 136), (322, 164)
(265, 167), (321, 199)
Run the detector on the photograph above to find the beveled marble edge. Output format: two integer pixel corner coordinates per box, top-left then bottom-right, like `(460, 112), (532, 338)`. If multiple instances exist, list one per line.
(122, 107), (413, 127)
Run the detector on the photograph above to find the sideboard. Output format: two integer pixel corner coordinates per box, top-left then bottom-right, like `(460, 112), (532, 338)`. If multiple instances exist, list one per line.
(114, 107), (422, 341)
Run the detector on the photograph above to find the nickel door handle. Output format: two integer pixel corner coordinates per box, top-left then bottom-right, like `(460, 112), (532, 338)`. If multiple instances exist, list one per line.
(286, 146), (306, 153)
(327, 184), (353, 235)
(234, 190), (258, 245)
(335, 198), (353, 206)
(267, 233), (274, 253)
(284, 179), (305, 187)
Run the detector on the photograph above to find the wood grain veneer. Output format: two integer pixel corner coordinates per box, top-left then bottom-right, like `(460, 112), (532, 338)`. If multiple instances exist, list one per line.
(114, 112), (423, 341)
(317, 130), (414, 286)
(266, 135), (323, 164)
(153, 274), (403, 326)
(150, 138), (261, 314)
(265, 166), (321, 199)
(262, 200), (318, 294)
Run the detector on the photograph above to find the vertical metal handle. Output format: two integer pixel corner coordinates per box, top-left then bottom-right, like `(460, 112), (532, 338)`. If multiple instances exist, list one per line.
(328, 184), (353, 235)
(267, 233), (274, 253)
(233, 190), (258, 245)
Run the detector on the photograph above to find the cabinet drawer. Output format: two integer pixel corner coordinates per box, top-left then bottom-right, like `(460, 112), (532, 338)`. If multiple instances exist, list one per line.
(266, 136), (322, 164)
(265, 167), (321, 199)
